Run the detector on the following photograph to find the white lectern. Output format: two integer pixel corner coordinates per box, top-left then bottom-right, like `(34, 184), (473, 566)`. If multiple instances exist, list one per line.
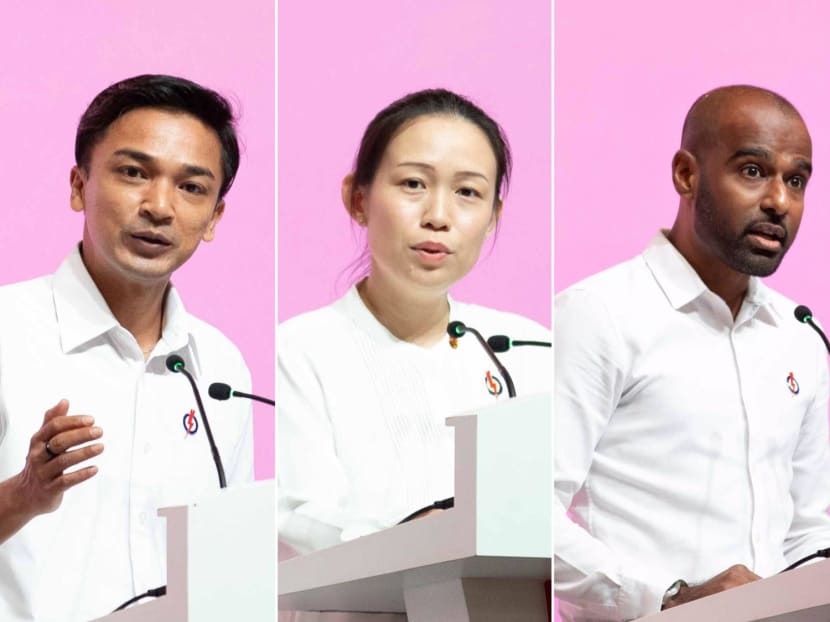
(279, 394), (551, 622)
(92, 480), (274, 622)
(637, 558), (830, 622)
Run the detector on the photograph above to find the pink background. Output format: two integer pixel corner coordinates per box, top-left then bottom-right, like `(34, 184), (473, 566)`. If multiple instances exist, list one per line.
(556, 0), (830, 618)
(278, 0), (551, 327)
(556, 0), (830, 312)
(0, 3), (274, 479)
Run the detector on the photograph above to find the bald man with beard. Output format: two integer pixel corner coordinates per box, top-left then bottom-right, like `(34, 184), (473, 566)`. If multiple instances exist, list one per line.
(554, 86), (830, 621)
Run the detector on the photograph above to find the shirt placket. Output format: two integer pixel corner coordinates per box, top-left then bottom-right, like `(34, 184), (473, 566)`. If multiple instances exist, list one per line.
(128, 361), (160, 594)
(731, 314), (766, 570)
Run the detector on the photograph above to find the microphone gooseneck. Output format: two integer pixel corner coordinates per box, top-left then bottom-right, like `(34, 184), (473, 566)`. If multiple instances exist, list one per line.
(165, 355), (227, 488)
(782, 547), (830, 572)
(208, 382), (276, 406)
(112, 586), (167, 612)
(794, 305), (830, 355)
(446, 321), (516, 398)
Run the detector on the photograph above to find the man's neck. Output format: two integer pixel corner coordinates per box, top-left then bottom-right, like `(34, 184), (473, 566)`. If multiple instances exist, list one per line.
(79, 252), (168, 354)
(666, 226), (749, 320)
(358, 272), (450, 347)
(105, 283), (168, 354)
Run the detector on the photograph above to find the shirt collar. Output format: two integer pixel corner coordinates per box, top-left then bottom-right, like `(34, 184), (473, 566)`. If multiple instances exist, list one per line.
(341, 282), (457, 350)
(52, 246), (202, 371)
(742, 273), (781, 326)
(642, 231), (781, 326)
(159, 284), (202, 372)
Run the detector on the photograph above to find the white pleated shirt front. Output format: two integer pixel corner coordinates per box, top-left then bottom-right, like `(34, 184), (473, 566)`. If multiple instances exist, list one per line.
(278, 285), (551, 555)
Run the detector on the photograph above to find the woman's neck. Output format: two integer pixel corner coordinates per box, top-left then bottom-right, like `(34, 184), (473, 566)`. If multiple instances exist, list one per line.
(358, 274), (450, 347)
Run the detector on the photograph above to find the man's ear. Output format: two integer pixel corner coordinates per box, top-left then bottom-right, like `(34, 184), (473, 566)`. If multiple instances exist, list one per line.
(69, 166), (87, 213)
(341, 173), (367, 226)
(202, 200), (225, 242)
(672, 149), (698, 199)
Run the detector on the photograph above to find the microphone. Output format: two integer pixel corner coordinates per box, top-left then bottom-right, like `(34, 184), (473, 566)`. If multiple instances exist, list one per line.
(208, 382), (275, 406)
(794, 305), (830, 354)
(166, 355), (227, 488)
(447, 321), (516, 398)
(487, 334), (552, 353)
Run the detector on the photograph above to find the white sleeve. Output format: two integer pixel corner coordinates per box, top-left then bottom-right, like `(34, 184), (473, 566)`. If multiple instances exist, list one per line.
(554, 288), (674, 620)
(784, 339), (830, 564)
(277, 333), (352, 555)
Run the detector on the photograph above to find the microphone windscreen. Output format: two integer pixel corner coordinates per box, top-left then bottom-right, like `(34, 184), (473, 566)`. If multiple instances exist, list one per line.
(795, 305), (813, 323)
(208, 383), (232, 401)
(487, 335), (511, 353)
(166, 354), (185, 373)
(447, 321), (466, 337)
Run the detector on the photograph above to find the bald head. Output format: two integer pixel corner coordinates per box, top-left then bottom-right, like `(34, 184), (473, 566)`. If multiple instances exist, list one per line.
(681, 85), (806, 155)
(669, 84), (813, 286)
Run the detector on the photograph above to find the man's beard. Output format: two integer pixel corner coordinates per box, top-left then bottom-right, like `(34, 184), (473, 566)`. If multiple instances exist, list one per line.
(694, 177), (789, 277)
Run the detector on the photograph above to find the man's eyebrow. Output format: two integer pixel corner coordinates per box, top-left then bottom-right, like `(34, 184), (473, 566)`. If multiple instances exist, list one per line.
(113, 148), (153, 162)
(112, 149), (216, 179)
(728, 147), (770, 161)
(728, 147), (813, 174)
(182, 164), (216, 179)
(795, 159), (813, 174)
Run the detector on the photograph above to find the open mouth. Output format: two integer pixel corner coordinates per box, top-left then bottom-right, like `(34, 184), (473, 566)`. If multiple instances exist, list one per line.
(130, 231), (172, 246)
(745, 222), (786, 253)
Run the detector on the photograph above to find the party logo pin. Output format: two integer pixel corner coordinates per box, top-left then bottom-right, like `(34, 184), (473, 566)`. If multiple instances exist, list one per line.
(182, 409), (199, 436)
(485, 370), (503, 396)
(787, 371), (800, 395)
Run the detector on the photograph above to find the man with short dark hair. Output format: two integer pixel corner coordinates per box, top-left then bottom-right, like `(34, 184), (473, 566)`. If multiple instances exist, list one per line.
(554, 85), (830, 621)
(0, 75), (254, 622)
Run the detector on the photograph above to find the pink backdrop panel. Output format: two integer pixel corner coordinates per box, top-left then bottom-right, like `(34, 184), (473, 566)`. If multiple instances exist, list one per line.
(278, 0), (551, 327)
(556, 0), (830, 314)
(556, 0), (830, 619)
(0, 2), (274, 479)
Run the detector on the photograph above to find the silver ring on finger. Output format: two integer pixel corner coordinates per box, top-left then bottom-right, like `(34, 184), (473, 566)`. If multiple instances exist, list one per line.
(44, 441), (60, 460)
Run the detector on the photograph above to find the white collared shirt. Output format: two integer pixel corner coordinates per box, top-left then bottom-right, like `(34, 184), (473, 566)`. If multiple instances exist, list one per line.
(0, 247), (254, 622)
(278, 285), (551, 555)
(554, 233), (830, 622)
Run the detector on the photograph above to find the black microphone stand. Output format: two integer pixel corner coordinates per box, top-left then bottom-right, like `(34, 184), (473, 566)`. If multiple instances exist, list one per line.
(166, 355), (227, 488)
(447, 321), (516, 398)
(795, 305), (830, 354)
